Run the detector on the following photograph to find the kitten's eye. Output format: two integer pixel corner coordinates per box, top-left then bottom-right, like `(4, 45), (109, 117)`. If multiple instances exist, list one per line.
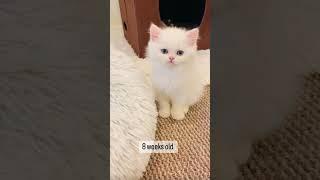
(176, 50), (184, 56)
(161, 49), (168, 54)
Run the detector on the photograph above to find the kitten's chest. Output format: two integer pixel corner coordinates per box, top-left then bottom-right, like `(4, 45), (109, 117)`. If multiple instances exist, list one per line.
(151, 66), (188, 92)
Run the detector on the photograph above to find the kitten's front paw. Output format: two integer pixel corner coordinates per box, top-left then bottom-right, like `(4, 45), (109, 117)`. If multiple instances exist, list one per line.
(171, 108), (185, 120)
(158, 107), (170, 118)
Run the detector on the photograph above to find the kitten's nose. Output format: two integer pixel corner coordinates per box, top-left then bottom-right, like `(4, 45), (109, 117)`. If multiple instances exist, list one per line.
(169, 56), (175, 61)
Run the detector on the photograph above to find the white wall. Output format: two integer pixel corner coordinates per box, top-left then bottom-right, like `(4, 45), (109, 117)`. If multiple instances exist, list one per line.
(110, 0), (122, 27)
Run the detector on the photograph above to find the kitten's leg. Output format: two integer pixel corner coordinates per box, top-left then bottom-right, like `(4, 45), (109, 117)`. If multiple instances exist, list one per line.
(171, 102), (186, 120)
(156, 92), (170, 118)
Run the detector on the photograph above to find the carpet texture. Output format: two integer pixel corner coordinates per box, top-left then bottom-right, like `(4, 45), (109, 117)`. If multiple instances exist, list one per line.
(240, 72), (320, 179)
(142, 85), (211, 179)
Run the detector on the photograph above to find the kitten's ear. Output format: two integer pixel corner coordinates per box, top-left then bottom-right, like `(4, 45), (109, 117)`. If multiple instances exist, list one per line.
(186, 28), (199, 46)
(149, 23), (161, 41)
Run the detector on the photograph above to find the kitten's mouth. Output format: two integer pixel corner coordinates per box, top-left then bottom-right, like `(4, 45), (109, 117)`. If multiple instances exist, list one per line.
(168, 60), (176, 65)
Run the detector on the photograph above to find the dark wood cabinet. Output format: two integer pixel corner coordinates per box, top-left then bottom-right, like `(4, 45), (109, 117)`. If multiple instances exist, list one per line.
(119, 0), (211, 58)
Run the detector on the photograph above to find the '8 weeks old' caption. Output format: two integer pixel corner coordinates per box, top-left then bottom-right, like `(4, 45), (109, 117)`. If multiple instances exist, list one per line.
(139, 141), (178, 153)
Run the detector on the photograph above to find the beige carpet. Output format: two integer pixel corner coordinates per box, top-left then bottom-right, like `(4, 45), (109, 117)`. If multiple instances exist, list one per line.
(240, 72), (320, 179)
(142, 86), (211, 179)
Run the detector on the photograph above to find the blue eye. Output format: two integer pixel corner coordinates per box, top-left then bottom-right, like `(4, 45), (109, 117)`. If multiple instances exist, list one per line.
(161, 49), (168, 54)
(176, 50), (184, 56)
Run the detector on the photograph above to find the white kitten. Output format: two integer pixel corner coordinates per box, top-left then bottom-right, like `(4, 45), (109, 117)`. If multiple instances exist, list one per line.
(146, 23), (205, 120)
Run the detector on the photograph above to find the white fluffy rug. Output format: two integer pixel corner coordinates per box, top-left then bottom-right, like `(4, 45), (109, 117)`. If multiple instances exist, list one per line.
(110, 44), (157, 179)
(110, 2), (158, 178)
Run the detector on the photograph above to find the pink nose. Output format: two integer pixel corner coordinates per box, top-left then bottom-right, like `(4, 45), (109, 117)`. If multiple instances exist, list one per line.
(169, 56), (175, 61)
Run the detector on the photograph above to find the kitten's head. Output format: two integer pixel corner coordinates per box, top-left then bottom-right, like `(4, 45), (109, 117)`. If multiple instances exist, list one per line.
(147, 23), (199, 66)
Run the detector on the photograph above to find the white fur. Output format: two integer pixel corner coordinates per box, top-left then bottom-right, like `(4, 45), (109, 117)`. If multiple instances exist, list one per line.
(110, 44), (157, 179)
(146, 25), (205, 120)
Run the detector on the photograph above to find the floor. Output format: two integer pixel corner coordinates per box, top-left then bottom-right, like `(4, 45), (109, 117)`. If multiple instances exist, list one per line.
(142, 86), (211, 179)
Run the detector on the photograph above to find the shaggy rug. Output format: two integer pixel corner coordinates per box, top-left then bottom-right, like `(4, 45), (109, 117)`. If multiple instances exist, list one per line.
(110, 45), (157, 179)
(240, 72), (320, 179)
